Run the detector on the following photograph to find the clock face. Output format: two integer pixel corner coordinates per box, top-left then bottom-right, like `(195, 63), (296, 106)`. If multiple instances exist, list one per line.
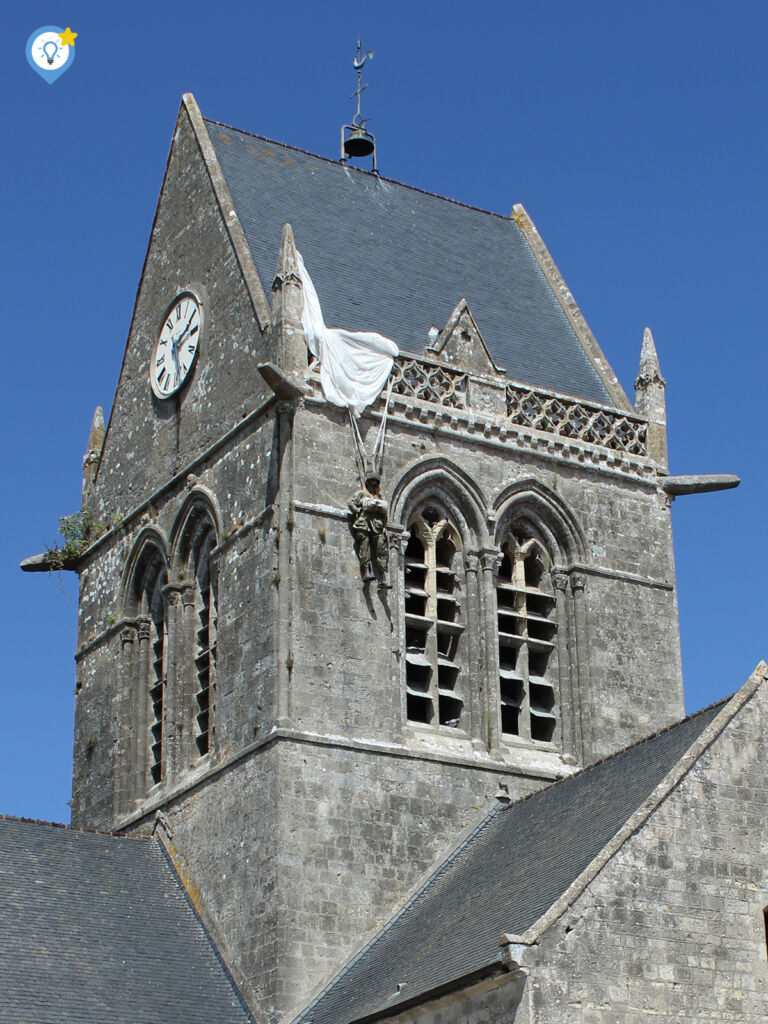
(150, 294), (202, 398)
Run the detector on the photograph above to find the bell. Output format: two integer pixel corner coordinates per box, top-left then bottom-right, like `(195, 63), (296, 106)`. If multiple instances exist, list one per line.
(343, 128), (375, 159)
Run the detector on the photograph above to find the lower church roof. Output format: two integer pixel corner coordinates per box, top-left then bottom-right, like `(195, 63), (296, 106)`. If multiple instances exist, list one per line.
(294, 698), (728, 1024)
(0, 817), (253, 1024)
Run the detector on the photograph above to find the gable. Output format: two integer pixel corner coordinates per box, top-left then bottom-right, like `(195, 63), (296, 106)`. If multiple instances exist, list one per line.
(427, 298), (503, 376)
(205, 117), (620, 406)
(520, 664), (768, 1021)
(94, 99), (273, 520)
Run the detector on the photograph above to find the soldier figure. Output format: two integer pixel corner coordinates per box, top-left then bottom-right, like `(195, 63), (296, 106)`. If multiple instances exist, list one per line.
(348, 471), (391, 588)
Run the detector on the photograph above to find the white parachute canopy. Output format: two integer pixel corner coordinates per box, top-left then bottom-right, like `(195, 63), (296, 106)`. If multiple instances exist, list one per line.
(296, 251), (398, 417)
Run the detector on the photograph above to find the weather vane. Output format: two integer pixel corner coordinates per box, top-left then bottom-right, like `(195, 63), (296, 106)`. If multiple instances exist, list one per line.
(341, 39), (378, 171)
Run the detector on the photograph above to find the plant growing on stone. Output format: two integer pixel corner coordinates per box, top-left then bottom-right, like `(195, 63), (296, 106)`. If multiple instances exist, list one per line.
(46, 507), (104, 571)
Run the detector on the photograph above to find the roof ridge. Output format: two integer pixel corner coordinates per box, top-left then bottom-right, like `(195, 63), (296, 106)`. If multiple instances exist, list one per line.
(499, 693), (733, 816)
(159, 842), (258, 1023)
(0, 812), (150, 840)
(203, 116), (512, 223)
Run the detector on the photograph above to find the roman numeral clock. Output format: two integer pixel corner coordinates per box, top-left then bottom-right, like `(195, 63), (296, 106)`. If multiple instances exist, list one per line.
(150, 292), (202, 398)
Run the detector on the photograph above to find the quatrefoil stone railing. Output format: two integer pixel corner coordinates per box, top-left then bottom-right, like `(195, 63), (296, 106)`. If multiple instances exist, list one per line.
(390, 355), (468, 409)
(505, 382), (648, 456)
(314, 355), (649, 458)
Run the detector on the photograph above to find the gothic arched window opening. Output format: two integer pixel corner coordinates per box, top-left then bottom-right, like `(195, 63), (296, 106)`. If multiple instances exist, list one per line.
(496, 533), (557, 743)
(190, 523), (217, 757)
(174, 505), (219, 765)
(146, 568), (167, 784)
(126, 546), (168, 790)
(404, 509), (464, 728)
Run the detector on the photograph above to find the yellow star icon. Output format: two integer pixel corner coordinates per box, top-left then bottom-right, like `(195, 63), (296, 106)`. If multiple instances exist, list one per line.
(58, 27), (77, 47)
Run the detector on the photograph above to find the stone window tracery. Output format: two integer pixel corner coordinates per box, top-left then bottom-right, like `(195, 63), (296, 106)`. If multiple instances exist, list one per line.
(128, 548), (168, 789)
(188, 521), (217, 758)
(496, 532), (558, 743)
(403, 510), (465, 728)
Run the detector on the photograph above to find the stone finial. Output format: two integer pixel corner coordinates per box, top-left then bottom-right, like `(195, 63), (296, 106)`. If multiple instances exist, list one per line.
(635, 327), (666, 390)
(269, 223), (307, 379)
(273, 222), (300, 291)
(634, 327), (668, 473)
(82, 406), (105, 499)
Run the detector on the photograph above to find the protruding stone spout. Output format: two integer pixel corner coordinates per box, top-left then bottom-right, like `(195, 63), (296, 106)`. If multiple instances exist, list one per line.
(661, 474), (740, 497)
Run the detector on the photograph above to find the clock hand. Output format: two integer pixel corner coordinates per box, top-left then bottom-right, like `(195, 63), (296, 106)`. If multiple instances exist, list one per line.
(175, 313), (196, 346)
(171, 335), (182, 381)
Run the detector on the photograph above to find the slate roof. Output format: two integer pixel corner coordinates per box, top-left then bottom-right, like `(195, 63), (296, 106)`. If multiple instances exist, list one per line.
(294, 699), (728, 1024)
(205, 118), (614, 406)
(0, 817), (253, 1024)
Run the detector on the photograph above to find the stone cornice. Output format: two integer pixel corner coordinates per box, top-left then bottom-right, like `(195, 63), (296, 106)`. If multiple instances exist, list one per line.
(304, 380), (658, 488)
(113, 726), (575, 833)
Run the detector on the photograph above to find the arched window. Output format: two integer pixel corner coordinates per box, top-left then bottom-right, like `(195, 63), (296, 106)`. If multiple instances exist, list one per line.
(496, 532), (557, 743)
(404, 509), (464, 728)
(189, 521), (217, 757)
(146, 565), (167, 784)
(174, 503), (218, 763)
(127, 545), (168, 789)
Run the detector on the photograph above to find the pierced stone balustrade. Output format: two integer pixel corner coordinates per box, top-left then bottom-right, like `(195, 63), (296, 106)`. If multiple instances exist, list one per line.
(390, 355), (468, 409)
(505, 382), (648, 456)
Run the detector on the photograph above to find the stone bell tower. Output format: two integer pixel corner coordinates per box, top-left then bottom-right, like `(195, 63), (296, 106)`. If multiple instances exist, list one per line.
(43, 94), (739, 1022)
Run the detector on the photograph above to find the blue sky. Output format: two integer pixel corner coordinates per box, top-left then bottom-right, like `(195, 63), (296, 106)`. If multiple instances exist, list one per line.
(2, 1), (766, 822)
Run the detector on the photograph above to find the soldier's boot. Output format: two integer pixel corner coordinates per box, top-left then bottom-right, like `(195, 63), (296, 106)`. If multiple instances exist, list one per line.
(362, 562), (375, 582)
(378, 572), (392, 590)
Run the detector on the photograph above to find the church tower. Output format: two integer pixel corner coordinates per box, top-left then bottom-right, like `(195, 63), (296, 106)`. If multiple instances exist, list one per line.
(64, 94), (689, 1021)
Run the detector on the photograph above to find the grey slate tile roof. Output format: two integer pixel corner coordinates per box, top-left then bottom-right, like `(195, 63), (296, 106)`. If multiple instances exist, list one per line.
(205, 118), (613, 406)
(294, 699), (727, 1024)
(0, 817), (253, 1024)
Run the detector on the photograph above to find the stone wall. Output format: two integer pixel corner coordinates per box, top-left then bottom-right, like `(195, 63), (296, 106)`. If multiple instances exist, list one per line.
(517, 685), (768, 1022)
(286, 394), (683, 765)
(92, 101), (271, 524)
(72, 409), (278, 828)
(69, 99), (692, 1024)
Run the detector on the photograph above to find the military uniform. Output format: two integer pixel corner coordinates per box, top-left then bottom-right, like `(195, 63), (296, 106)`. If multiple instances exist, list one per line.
(348, 481), (390, 585)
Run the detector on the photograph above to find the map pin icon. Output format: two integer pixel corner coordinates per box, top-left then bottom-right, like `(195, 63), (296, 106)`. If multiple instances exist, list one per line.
(26, 27), (76, 84)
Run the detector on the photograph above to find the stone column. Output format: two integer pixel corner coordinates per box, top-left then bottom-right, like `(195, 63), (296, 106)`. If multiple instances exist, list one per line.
(462, 550), (481, 744)
(394, 530), (410, 733)
(162, 588), (179, 782)
(164, 582), (196, 774)
(116, 623), (137, 815)
(570, 572), (590, 761)
(480, 548), (503, 755)
(136, 618), (151, 796)
(386, 526), (407, 738)
(551, 570), (579, 764)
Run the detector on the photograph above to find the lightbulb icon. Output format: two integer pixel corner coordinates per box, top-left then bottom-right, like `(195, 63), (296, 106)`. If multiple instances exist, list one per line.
(26, 26), (76, 83)
(42, 40), (59, 65)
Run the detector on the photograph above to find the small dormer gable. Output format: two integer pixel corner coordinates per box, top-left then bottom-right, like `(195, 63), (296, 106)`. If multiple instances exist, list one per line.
(425, 299), (504, 378)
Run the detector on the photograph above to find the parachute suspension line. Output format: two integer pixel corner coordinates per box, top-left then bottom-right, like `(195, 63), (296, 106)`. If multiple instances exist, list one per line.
(347, 377), (395, 484)
(348, 408), (368, 485)
(372, 378), (394, 465)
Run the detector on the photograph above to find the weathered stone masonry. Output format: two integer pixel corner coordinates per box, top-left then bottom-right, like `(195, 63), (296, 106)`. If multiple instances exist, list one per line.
(68, 94), (690, 1022)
